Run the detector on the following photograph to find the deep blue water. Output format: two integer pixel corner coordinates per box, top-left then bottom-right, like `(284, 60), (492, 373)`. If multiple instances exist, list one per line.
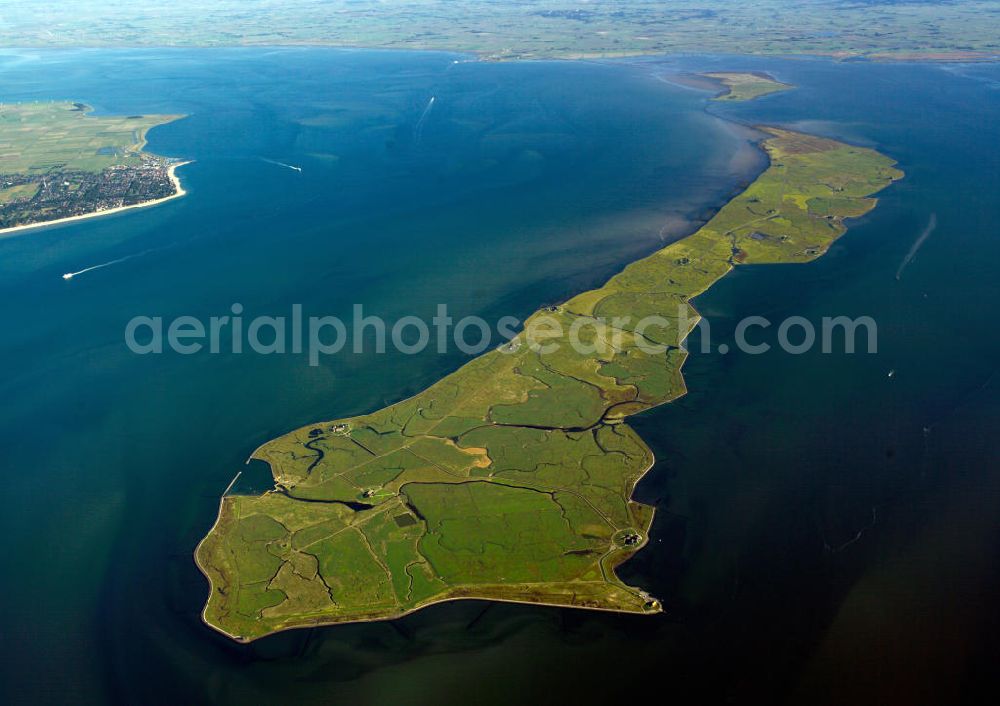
(0, 49), (998, 704)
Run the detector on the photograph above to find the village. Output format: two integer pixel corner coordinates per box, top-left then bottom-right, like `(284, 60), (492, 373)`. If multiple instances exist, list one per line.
(0, 155), (178, 230)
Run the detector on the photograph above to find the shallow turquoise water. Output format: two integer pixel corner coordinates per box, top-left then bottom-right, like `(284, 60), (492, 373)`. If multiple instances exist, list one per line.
(0, 49), (997, 704)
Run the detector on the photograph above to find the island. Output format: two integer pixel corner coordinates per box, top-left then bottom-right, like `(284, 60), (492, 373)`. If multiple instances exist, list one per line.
(0, 102), (187, 234)
(703, 72), (793, 102)
(195, 123), (903, 641)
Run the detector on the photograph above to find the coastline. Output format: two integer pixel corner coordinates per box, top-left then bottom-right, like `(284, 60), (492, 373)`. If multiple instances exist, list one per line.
(0, 160), (192, 237)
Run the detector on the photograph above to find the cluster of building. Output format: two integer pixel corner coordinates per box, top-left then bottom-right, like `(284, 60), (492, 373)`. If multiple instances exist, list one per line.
(0, 155), (177, 229)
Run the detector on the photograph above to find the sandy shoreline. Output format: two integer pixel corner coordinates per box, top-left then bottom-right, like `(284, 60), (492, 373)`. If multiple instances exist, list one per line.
(0, 160), (192, 237)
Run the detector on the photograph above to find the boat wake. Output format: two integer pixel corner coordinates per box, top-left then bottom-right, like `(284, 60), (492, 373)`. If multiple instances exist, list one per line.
(896, 213), (936, 281)
(260, 157), (302, 172)
(414, 96), (436, 143)
(62, 247), (165, 281)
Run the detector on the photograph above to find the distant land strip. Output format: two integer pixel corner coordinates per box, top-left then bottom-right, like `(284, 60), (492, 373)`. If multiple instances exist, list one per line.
(3, 1), (998, 62)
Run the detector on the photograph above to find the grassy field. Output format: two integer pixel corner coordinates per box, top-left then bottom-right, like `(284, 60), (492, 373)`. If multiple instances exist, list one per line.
(196, 126), (903, 641)
(5, 1), (999, 60)
(704, 72), (793, 102)
(0, 102), (181, 174)
(0, 182), (40, 204)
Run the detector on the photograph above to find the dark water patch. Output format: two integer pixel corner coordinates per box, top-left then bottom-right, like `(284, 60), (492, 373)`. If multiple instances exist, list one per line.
(228, 458), (275, 495)
(278, 491), (374, 512)
(394, 513), (417, 527)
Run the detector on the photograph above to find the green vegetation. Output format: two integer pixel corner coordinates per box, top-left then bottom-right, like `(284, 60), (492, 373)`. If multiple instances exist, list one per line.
(196, 126), (903, 641)
(0, 102), (185, 231)
(704, 72), (793, 102)
(0, 102), (180, 174)
(0, 182), (39, 204)
(5, 1), (998, 60)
